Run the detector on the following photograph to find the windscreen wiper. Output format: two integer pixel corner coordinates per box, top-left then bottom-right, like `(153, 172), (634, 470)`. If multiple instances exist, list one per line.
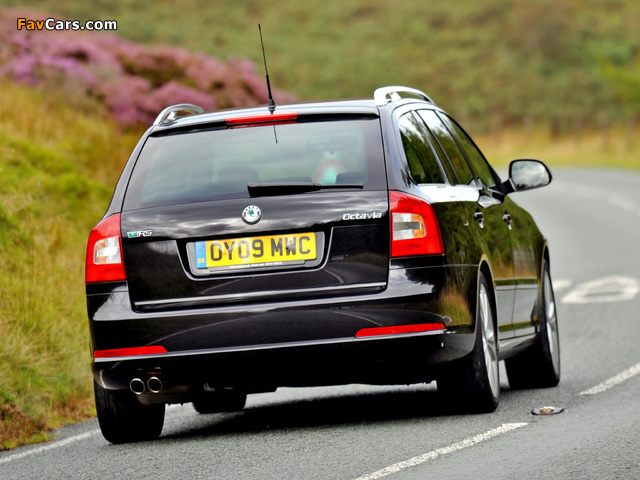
(247, 182), (363, 197)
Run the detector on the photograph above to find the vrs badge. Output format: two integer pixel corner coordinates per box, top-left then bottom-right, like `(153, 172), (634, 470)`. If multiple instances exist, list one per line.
(242, 205), (262, 225)
(127, 230), (152, 238)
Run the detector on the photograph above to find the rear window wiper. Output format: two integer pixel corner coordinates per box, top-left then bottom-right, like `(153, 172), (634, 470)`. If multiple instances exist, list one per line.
(247, 182), (363, 197)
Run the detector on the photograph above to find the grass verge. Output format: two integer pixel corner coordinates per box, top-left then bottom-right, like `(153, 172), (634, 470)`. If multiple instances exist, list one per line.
(0, 81), (139, 449)
(476, 125), (640, 171)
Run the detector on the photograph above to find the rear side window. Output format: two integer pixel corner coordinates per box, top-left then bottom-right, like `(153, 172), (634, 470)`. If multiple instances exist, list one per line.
(398, 113), (444, 184)
(417, 110), (475, 186)
(438, 113), (499, 189)
(123, 118), (386, 210)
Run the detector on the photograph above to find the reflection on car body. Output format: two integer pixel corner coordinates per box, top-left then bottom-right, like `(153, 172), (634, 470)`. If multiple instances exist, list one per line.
(86, 86), (560, 443)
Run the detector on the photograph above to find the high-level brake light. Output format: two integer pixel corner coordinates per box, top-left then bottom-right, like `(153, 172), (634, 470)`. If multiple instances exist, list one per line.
(225, 112), (298, 127)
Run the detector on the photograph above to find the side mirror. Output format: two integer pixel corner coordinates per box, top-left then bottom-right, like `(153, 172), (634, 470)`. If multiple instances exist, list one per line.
(503, 159), (552, 193)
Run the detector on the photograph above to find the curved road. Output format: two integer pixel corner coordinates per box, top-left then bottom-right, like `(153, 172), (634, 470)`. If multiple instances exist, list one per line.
(2, 168), (640, 479)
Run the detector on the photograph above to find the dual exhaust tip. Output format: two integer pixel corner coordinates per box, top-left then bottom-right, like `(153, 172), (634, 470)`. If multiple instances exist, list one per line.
(130, 377), (162, 395)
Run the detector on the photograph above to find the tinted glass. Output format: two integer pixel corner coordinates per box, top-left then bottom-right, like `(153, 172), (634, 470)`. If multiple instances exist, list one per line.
(417, 110), (474, 185)
(398, 113), (444, 184)
(439, 113), (498, 189)
(413, 111), (457, 184)
(123, 118), (385, 210)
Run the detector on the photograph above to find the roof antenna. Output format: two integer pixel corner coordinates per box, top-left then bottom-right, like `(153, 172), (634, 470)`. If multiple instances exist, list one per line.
(259, 23), (276, 114)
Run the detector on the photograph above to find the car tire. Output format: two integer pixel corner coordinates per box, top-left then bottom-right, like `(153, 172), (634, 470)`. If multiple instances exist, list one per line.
(437, 271), (500, 413)
(505, 261), (560, 389)
(192, 391), (247, 414)
(94, 381), (165, 444)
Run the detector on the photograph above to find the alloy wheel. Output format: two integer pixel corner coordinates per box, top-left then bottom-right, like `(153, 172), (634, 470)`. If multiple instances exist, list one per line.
(544, 270), (560, 376)
(479, 282), (500, 399)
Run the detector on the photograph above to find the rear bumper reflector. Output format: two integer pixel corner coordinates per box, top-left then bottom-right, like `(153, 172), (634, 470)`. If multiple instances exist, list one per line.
(94, 346), (167, 358)
(355, 323), (446, 338)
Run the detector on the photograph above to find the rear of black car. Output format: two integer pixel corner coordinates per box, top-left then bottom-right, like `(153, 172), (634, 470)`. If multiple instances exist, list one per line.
(86, 104), (476, 435)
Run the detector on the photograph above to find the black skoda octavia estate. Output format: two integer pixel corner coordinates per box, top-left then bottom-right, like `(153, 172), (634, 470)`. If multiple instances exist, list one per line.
(86, 86), (560, 443)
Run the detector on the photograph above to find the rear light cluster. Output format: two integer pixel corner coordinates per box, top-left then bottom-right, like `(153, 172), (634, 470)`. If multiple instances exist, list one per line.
(389, 191), (444, 258)
(85, 213), (126, 284)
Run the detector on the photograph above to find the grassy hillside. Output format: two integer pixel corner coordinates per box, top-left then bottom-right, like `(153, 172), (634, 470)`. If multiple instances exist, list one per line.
(0, 81), (139, 448)
(3, 0), (640, 134)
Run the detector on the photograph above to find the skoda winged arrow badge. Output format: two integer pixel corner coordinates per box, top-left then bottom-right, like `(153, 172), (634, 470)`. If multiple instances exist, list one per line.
(242, 205), (262, 225)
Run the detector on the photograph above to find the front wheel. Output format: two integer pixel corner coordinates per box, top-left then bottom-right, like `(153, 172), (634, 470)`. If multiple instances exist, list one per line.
(505, 260), (560, 389)
(94, 381), (165, 444)
(437, 272), (500, 413)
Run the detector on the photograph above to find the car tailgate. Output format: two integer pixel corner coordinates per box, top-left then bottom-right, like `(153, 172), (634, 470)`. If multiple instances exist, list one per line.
(121, 191), (389, 311)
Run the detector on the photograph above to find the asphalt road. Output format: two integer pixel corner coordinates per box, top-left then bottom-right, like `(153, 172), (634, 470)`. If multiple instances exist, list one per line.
(2, 167), (640, 480)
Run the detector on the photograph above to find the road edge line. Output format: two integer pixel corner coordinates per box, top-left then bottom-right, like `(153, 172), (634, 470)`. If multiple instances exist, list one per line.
(0, 430), (99, 465)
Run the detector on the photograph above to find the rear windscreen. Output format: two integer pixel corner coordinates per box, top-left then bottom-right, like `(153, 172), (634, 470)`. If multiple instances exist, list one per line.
(123, 118), (386, 210)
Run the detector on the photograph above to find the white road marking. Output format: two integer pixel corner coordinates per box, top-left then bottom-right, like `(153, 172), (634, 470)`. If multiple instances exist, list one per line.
(0, 404), (189, 464)
(0, 430), (99, 465)
(570, 184), (604, 201)
(579, 362), (640, 396)
(353, 423), (528, 480)
(562, 275), (639, 304)
(606, 194), (636, 212)
(552, 279), (572, 291)
(566, 183), (638, 214)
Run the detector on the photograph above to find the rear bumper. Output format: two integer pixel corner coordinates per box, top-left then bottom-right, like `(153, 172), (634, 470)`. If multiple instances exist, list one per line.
(93, 329), (476, 392)
(88, 263), (477, 392)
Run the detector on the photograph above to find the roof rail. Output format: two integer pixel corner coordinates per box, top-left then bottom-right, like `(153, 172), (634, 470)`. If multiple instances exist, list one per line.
(153, 104), (205, 126)
(373, 86), (434, 106)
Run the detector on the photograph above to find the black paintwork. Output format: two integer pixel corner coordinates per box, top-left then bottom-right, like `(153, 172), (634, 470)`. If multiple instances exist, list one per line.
(87, 94), (551, 403)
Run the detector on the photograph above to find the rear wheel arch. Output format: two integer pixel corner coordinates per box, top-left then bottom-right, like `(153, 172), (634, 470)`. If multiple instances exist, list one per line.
(437, 266), (500, 412)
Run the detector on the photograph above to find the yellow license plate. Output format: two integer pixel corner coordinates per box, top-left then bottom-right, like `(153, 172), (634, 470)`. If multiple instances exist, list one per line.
(195, 233), (317, 269)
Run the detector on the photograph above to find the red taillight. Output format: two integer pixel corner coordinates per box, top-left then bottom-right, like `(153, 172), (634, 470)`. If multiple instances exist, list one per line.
(85, 213), (126, 284)
(225, 112), (298, 127)
(355, 323), (445, 338)
(390, 191), (444, 257)
(93, 345), (167, 358)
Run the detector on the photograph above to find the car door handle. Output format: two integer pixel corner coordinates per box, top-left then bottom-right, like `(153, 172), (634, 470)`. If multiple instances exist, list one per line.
(473, 211), (484, 228)
(503, 212), (512, 230)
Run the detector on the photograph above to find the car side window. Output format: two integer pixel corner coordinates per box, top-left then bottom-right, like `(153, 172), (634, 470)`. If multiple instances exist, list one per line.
(398, 113), (445, 184)
(413, 111), (458, 184)
(417, 110), (475, 186)
(438, 113), (499, 189)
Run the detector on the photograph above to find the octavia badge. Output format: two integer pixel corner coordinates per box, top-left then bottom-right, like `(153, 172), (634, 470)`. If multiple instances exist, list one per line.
(242, 205), (262, 225)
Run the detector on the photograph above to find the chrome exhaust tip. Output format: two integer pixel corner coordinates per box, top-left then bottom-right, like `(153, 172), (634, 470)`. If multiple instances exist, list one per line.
(129, 378), (146, 395)
(147, 376), (163, 394)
